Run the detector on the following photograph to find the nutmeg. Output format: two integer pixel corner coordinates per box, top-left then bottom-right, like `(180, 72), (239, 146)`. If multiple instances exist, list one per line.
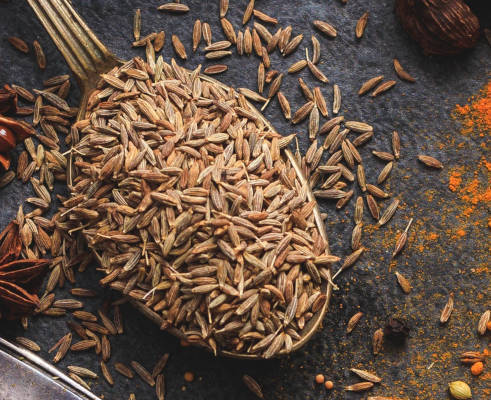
(395, 0), (480, 55)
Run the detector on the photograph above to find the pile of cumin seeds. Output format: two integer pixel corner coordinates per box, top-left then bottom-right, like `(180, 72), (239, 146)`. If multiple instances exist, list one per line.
(62, 55), (337, 358)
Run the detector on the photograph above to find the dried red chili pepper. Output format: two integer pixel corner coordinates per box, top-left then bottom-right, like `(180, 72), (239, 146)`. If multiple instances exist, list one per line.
(0, 222), (49, 319)
(0, 84), (35, 170)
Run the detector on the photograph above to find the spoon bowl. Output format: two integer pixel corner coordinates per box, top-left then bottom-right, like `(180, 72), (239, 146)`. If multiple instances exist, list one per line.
(27, 0), (334, 359)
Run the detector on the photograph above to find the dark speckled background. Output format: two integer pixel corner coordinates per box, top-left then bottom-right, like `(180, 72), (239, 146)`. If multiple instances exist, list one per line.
(0, 1), (490, 399)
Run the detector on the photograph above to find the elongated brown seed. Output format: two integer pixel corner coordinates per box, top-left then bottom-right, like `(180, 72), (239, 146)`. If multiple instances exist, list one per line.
(350, 368), (381, 383)
(372, 151), (394, 161)
(253, 9), (278, 25)
(366, 194), (379, 220)
(101, 361), (114, 385)
(221, 18), (237, 44)
(204, 64), (228, 75)
(367, 184), (390, 199)
(359, 75), (384, 96)
(220, 0), (229, 18)
(418, 155), (443, 169)
(395, 271), (411, 294)
(8, 37), (29, 53)
(331, 247), (365, 280)
(347, 312), (363, 333)
(355, 12), (369, 39)
(133, 9), (141, 41)
(392, 218), (413, 258)
(308, 60), (329, 83)
(154, 31), (165, 52)
(202, 23), (212, 45)
(392, 131), (401, 159)
(377, 161), (393, 184)
(243, 0), (255, 25)
(311, 35), (321, 64)
(440, 293), (454, 324)
(370, 80), (396, 97)
(333, 84), (341, 114)
(242, 374), (264, 398)
(393, 59), (416, 82)
(298, 77), (313, 100)
(16, 337), (41, 352)
(171, 35), (187, 59)
(283, 34), (304, 56)
(192, 19), (202, 51)
(257, 62), (265, 93)
(377, 199), (399, 226)
(157, 3), (190, 13)
(288, 59), (307, 74)
(33, 40), (46, 69)
(373, 329), (384, 355)
(277, 92), (291, 120)
(292, 101), (315, 124)
(313, 20), (337, 38)
(345, 382), (374, 391)
(131, 361), (155, 387)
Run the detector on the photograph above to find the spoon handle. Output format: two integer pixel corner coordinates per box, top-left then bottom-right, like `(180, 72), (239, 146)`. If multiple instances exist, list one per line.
(27, 0), (120, 117)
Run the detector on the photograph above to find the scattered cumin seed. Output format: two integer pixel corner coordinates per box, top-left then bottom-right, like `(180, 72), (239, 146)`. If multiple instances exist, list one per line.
(101, 361), (114, 385)
(373, 328), (384, 355)
(33, 40), (46, 69)
(393, 58), (416, 82)
(133, 9), (141, 41)
(157, 3), (189, 13)
(243, 0), (255, 25)
(220, 0), (229, 18)
(345, 382), (374, 391)
(440, 293), (454, 324)
(131, 361), (155, 387)
(359, 75), (384, 96)
(355, 12), (369, 39)
(350, 368), (381, 383)
(313, 20), (337, 38)
(370, 80), (396, 97)
(377, 199), (400, 226)
(171, 34), (187, 59)
(15, 337), (41, 352)
(347, 312), (363, 333)
(395, 271), (411, 294)
(392, 130), (401, 159)
(8, 36), (29, 53)
(204, 64), (228, 75)
(242, 374), (264, 398)
(253, 9), (277, 25)
(417, 155), (443, 169)
(332, 84), (341, 114)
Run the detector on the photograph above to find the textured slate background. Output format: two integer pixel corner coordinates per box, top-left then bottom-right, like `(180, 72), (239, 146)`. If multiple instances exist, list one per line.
(0, 1), (490, 399)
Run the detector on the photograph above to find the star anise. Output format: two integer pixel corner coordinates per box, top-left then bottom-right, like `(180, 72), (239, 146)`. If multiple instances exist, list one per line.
(0, 221), (49, 319)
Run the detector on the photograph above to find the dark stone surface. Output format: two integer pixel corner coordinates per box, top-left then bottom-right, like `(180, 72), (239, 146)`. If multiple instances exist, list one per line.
(0, 1), (489, 399)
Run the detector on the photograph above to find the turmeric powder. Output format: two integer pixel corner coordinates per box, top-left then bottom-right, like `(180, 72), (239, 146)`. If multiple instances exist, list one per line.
(450, 80), (491, 230)
(455, 79), (491, 136)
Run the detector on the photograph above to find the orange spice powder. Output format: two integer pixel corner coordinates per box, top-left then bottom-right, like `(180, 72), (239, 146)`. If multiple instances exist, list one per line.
(455, 79), (491, 136)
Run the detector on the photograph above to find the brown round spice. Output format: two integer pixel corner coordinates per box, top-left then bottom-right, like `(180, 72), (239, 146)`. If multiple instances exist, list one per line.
(184, 371), (195, 382)
(324, 380), (334, 390)
(315, 374), (325, 384)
